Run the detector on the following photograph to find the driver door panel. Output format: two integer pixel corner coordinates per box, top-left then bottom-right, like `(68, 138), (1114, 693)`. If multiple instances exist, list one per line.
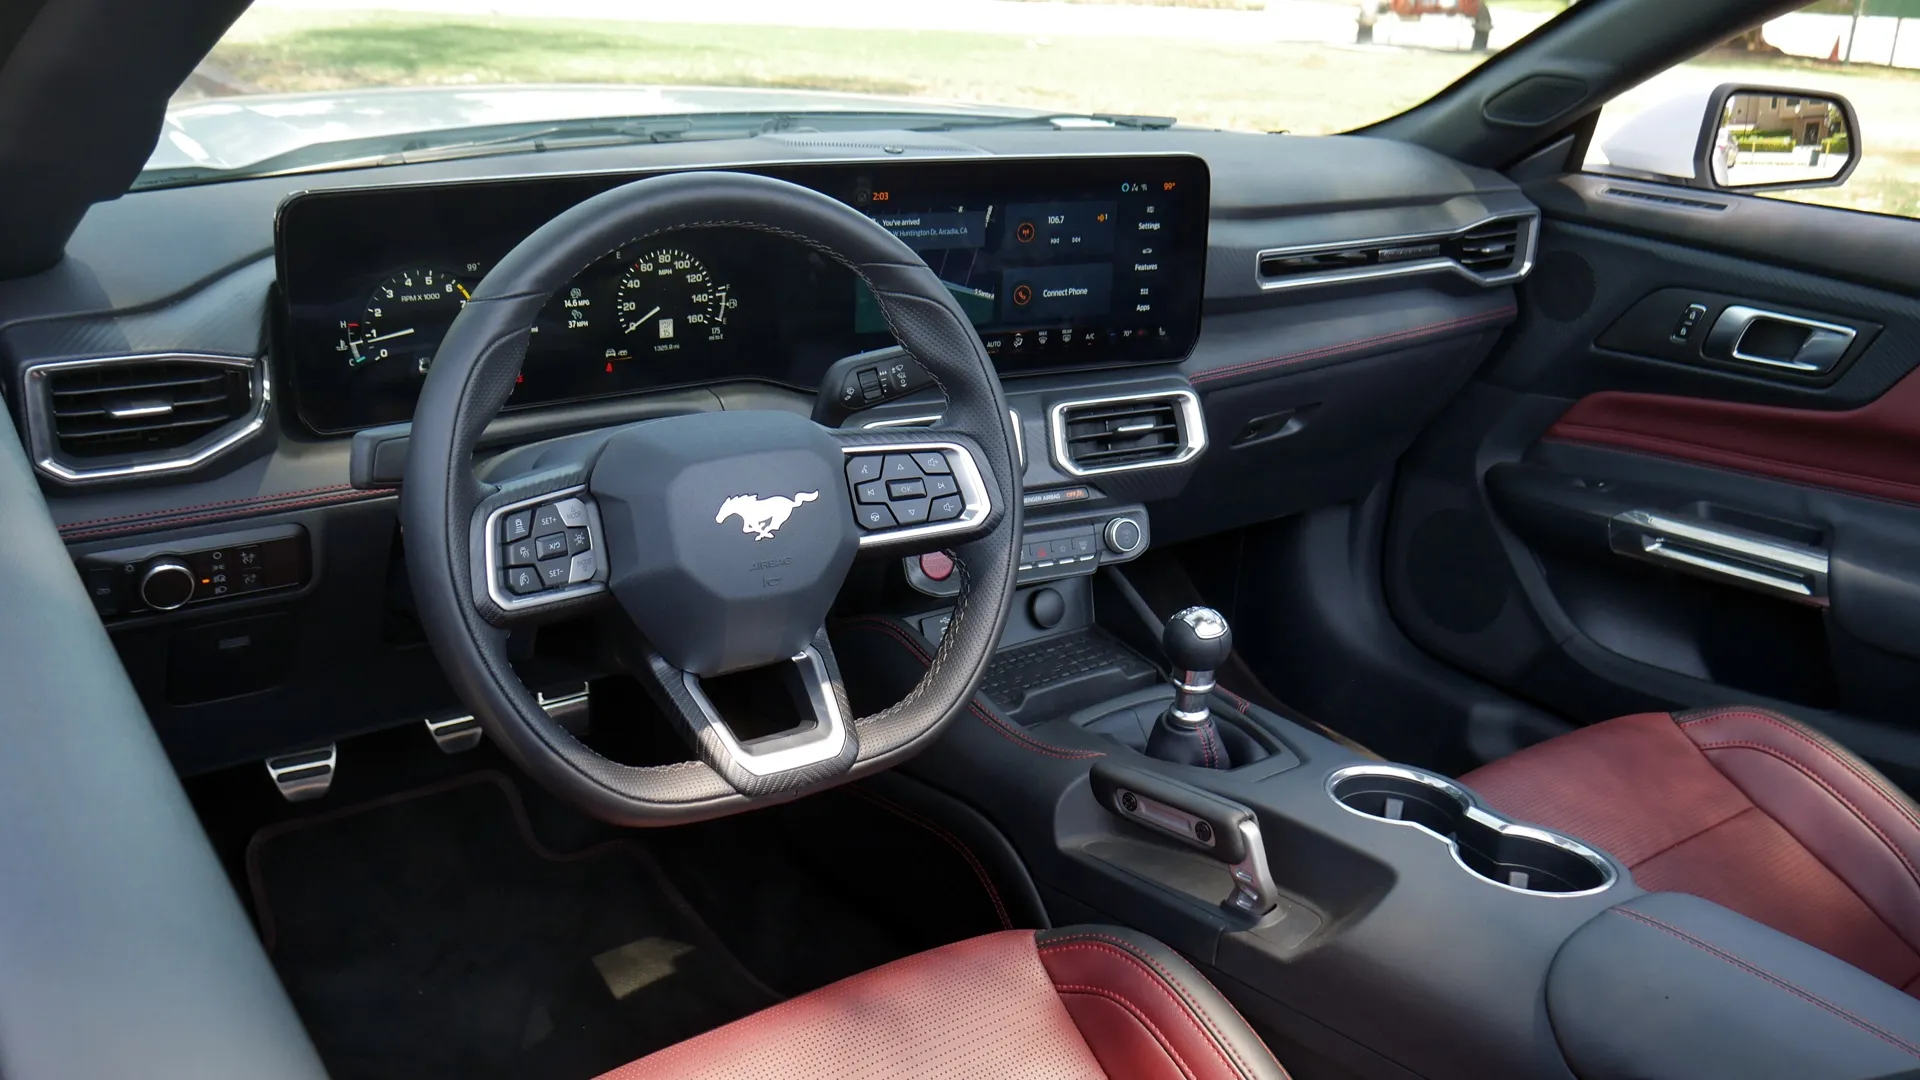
(1385, 190), (1920, 784)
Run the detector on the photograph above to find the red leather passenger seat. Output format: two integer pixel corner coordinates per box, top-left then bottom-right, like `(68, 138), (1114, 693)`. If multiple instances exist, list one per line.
(598, 926), (1288, 1079)
(1462, 706), (1920, 996)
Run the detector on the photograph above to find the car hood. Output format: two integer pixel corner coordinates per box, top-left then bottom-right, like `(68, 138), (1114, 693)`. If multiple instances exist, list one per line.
(148, 84), (1042, 173)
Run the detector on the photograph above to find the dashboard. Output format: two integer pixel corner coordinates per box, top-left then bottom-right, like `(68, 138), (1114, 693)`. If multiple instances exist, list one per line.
(276, 155), (1212, 433)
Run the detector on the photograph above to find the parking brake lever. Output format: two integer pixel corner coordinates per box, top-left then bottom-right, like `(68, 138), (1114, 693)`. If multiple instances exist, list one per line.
(1090, 761), (1279, 917)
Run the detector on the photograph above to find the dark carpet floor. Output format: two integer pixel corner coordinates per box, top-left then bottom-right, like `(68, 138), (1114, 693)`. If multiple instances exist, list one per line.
(247, 773), (780, 1080)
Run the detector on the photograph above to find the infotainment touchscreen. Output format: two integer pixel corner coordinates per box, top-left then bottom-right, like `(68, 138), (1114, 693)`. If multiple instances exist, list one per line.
(276, 155), (1209, 433)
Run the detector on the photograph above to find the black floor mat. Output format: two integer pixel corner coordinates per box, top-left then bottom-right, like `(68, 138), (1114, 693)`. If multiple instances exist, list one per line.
(247, 773), (780, 1080)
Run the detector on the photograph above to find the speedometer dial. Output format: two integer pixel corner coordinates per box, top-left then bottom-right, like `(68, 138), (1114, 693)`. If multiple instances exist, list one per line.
(614, 249), (733, 353)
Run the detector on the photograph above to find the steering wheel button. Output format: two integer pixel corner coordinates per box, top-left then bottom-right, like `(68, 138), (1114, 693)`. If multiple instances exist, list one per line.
(566, 527), (592, 554)
(537, 559), (572, 587)
(882, 454), (920, 480)
(926, 474), (958, 498)
(893, 499), (931, 525)
(846, 455), (884, 484)
(858, 504), (897, 530)
(501, 510), (533, 543)
(505, 539), (539, 567)
(930, 495), (964, 522)
(554, 498), (590, 528)
(534, 533), (568, 560)
(887, 477), (927, 500)
(568, 550), (598, 584)
(911, 451), (951, 475)
(532, 504), (567, 534)
(855, 480), (887, 505)
(504, 566), (543, 595)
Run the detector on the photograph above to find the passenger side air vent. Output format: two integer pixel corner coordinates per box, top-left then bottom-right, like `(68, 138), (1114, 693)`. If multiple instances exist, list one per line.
(1444, 220), (1522, 274)
(1049, 390), (1206, 477)
(1256, 213), (1536, 292)
(24, 354), (267, 484)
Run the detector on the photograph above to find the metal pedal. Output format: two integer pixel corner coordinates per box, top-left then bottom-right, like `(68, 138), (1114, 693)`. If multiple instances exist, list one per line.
(424, 714), (483, 754)
(264, 745), (336, 802)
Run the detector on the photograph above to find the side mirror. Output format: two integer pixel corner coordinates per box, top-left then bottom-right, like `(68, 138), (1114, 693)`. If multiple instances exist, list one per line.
(1599, 83), (1860, 193)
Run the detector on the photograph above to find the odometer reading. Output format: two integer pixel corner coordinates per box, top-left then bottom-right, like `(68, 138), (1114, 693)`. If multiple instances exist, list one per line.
(615, 248), (733, 353)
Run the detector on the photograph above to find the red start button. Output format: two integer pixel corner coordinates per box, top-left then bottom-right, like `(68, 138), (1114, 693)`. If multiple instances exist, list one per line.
(918, 551), (955, 582)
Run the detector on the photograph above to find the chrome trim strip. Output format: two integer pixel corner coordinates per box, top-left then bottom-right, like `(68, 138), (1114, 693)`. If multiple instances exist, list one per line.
(845, 439), (994, 549)
(479, 485), (611, 612)
(1325, 764), (1618, 899)
(24, 353), (269, 484)
(1609, 509), (1829, 602)
(1048, 389), (1207, 478)
(862, 410), (1024, 468)
(1253, 212), (1539, 293)
(681, 646), (849, 777)
(1714, 304), (1858, 373)
(1227, 818), (1280, 917)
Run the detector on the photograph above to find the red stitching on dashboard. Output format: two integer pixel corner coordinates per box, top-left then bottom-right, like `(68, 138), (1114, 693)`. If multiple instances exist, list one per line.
(61, 488), (394, 540)
(837, 618), (1104, 760)
(58, 483), (359, 530)
(1190, 307), (1516, 385)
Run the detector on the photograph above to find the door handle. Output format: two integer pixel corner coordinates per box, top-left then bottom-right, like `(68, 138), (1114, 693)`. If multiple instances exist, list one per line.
(1704, 305), (1856, 374)
(1609, 510), (1829, 603)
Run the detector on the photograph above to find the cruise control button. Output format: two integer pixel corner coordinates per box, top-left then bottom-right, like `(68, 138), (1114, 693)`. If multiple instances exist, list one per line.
(568, 550), (598, 583)
(535, 533), (568, 560)
(926, 474), (958, 498)
(532, 504), (567, 535)
(887, 477), (927, 500)
(505, 566), (543, 595)
(566, 527), (592, 554)
(912, 451), (951, 474)
(893, 499), (930, 525)
(882, 454), (920, 481)
(501, 510), (533, 543)
(929, 495), (964, 522)
(857, 504), (897, 530)
(537, 558), (572, 587)
(555, 498), (590, 528)
(846, 455), (884, 484)
(856, 480), (888, 505)
(506, 538), (539, 567)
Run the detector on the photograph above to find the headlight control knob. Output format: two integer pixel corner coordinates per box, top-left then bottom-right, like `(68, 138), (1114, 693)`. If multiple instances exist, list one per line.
(139, 559), (196, 611)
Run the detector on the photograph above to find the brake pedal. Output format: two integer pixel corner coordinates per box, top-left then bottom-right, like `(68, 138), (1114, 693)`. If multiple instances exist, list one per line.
(424, 714), (483, 754)
(265, 745), (336, 802)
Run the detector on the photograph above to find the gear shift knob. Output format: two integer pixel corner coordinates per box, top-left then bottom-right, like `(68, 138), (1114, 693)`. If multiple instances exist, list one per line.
(1164, 606), (1232, 675)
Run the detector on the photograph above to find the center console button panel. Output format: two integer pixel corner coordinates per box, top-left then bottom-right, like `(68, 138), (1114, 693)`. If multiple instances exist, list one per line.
(904, 501), (1149, 598)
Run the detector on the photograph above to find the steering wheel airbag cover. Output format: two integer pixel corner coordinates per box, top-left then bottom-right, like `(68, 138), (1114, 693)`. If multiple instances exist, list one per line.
(402, 171), (1021, 825)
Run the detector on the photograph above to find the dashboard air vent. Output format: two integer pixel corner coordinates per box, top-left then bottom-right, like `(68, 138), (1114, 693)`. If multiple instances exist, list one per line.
(1256, 213), (1536, 292)
(25, 354), (266, 484)
(1049, 390), (1205, 477)
(1444, 220), (1522, 274)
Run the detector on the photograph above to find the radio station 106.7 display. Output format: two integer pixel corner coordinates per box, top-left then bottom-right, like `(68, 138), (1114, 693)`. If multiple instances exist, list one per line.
(276, 156), (1209, 433)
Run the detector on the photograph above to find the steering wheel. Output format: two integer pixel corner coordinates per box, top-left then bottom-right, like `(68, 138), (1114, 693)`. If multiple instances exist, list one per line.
(400, 171), (1023, 826)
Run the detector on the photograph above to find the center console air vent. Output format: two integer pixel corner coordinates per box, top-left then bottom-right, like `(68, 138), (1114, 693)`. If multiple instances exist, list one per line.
(1049, 390), (1206, 477)
(24, 353), (268, 484)
(1256, 212), (1537, 292)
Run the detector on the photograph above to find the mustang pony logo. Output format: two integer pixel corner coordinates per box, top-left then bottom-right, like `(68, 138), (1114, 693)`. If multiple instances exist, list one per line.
(716, 491), (820, 541)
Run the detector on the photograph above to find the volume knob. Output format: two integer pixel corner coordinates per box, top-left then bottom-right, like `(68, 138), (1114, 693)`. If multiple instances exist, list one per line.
(139, 559), (196, 611)
(1104, 517), (1144, 555)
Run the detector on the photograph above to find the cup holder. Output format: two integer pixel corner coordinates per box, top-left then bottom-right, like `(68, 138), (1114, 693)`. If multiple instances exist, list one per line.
(1327, 765), (1616, 897)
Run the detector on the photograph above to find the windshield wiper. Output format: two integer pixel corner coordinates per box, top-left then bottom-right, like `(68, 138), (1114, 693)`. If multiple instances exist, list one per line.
(911, 112), (1177, 132)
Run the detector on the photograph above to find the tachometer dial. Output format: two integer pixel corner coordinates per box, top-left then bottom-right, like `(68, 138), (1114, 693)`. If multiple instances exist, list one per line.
(614, 249), (732, 353)
(338, 267), (469, 371)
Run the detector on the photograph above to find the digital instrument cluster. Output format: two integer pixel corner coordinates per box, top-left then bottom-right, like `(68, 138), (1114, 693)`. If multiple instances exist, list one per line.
(276, 155), (1210, 433)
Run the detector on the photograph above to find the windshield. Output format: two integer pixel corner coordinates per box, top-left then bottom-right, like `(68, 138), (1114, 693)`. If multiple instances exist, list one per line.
(150, 0), (1586, 187)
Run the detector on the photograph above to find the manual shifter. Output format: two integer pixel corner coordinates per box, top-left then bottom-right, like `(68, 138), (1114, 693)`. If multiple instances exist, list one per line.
(1145, 606), (1234, 769)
